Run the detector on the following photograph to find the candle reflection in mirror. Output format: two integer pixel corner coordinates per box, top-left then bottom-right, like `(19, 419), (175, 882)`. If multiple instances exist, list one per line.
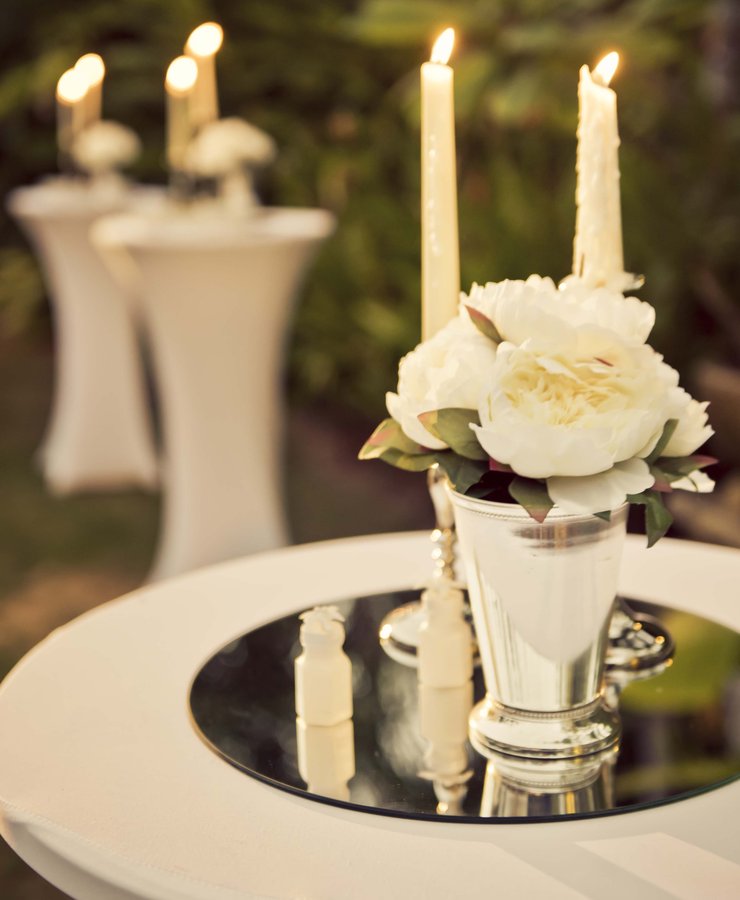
(416, 580), (475, 814)
(294, 606), (356, 800)
(418, 681), (474, 815)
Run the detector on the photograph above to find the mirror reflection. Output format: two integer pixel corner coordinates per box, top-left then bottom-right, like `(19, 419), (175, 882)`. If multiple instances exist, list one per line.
(190, 590), (740, 823)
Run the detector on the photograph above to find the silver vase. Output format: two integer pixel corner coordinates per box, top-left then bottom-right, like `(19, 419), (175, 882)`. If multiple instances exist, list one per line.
(449, 491), (623, 759)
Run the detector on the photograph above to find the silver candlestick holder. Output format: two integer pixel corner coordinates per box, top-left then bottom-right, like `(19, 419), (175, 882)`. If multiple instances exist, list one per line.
(378, 466), (463, 667)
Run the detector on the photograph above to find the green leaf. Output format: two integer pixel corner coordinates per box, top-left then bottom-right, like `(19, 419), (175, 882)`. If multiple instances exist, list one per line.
(648, 464), (677, 492)
(465, 470), (512, 502)
(418, 408), (487, 460)
(358, 417), (427, 460)
(594, 510), (612, 522)
(646, 419), (679, 464)
(434, 453), (488, 493)
(465, 306), (503, 344)
(655, 454), (718, 479)
(508, 477), (554, 524)
(627, 490), (674, 548)
(376, 447), (438, 472)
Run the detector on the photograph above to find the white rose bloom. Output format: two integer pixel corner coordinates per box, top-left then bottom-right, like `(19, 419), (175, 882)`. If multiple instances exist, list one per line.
(71, 121), (140, 174)
(663, 391), (714, 457)
(464, 274), (655, 346)
(386, 317), (497, 449)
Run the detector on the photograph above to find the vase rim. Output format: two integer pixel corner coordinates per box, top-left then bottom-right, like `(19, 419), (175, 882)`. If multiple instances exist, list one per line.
(448, 488), (627, 523)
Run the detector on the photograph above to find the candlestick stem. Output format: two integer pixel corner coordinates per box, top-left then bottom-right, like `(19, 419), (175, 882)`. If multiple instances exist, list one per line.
(427, 465), (456, 581)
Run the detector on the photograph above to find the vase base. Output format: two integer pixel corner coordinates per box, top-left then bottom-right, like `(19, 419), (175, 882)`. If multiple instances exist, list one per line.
(469, 696), (620, 761)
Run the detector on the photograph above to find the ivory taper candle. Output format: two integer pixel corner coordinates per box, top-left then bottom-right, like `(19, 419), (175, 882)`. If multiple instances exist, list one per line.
(74, 53), (105, 129)
(185, 22), (223, 130)
(573, 52), (624, 288)
(56, 68), (88, 161)
(421, 28), (459, 340)
(165, 56), (198, 173)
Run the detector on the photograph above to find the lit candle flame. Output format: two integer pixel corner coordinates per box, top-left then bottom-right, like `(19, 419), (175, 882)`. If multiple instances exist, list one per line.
(165, 56), (198, 94)
(74, 53), (105, 87)
(593, 51), (619, 87)
(56, 68), (88, 104)
(185, 22), (224, 57)
(430, 28), (455, 65)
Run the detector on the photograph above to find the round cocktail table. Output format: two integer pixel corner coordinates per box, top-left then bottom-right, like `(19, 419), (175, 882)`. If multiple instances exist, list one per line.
(0, 533), (738, 899)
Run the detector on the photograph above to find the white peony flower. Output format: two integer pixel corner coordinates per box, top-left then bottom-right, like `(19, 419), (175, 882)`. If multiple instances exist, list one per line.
(663, 391), (714, 457)
(464, 274), (655, 346)
(469, 328), (690, 511)
(472, 331), (678, 479)
(386, 316), (497, 449)
(186, 117), (276, 177)
(548, 458), (655, 515)
(71, 121), (140, 174)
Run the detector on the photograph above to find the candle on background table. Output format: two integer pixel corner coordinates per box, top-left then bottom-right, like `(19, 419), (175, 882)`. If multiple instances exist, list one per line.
(185, 22), (223, 130)
(56, 68), (88, 163)
(165, 55), (198, 173)
(421, 27), (459, 341)
(572, 51), (624, 288)
(74, 53), (105, 129)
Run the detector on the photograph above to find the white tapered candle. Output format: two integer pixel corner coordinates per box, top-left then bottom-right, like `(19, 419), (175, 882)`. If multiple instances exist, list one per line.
(573, 52), (624, 287)
(421, 28), (459, 340)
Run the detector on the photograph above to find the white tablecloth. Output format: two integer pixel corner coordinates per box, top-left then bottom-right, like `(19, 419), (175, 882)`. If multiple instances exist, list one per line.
(0, 533), (738, 899)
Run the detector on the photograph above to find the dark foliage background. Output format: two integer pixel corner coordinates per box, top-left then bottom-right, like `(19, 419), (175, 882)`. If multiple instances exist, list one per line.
(1, 0), (739, 419)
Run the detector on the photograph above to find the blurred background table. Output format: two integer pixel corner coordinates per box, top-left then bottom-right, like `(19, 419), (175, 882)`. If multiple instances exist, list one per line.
(94, 206), (334, 579)
(0, 532), (738, 900)
(7, 179), (159, 495)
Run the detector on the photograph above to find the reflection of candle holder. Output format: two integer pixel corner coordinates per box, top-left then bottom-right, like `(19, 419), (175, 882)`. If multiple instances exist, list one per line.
(380, 466), (476, 667)
(418, 681), (474, 815)
(296, 718), (355, 802)
(607, 597), (675, 674)
(480, 748), (617, 818)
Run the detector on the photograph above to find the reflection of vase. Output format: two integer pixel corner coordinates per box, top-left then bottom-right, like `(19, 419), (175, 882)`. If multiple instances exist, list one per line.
(480, 750), (615, 818)
(450, 492), (623, 759)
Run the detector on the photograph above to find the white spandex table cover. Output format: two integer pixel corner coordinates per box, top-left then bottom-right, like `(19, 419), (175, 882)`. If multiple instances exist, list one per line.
(7, 179), (159, 494)
(0, 533), (738, 900)
(94, 206), (335, 580)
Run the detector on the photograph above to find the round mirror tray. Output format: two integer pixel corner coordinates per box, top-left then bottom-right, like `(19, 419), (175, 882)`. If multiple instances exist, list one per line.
(189, 591), (740, 824)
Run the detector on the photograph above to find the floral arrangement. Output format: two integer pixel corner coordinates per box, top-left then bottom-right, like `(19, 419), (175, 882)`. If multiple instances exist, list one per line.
(71, 121), (141, 175)
(360, 275), (715, 545)
(185, 117), (276, 178)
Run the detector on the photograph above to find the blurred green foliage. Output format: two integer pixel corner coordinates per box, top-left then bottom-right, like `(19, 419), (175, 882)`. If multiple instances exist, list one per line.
(1, 0), (739, 417)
